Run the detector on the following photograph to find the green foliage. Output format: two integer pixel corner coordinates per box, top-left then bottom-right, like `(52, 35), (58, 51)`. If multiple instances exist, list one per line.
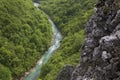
(0, 64), (12, 80)
(39, 0), (96, 36)
(40, 30), (84, 80)
(39, 0), (97, 80)
(0, 0), (52, 79)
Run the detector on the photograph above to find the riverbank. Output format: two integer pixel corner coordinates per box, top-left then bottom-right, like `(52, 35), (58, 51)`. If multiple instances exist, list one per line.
(20, 2), (62, 80)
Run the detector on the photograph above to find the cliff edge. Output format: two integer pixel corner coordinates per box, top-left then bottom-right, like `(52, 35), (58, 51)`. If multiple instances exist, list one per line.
(71, 0), (120, 80)
(56, 0), (120, 80)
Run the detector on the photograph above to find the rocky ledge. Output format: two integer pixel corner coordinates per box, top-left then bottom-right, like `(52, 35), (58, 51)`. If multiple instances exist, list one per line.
(57, 0), (120, 80)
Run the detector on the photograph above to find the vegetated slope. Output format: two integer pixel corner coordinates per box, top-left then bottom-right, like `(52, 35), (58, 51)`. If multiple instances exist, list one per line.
(0, 0), (52, 80)
(38, 0), (97, 80)
(32, 0), (39, 3)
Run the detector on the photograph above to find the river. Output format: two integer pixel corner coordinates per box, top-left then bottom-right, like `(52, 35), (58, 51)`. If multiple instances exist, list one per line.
(23, 2), (62, 80)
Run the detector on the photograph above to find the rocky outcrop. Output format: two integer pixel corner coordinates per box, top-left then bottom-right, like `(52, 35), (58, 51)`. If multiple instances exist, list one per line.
(56, 0), (120, 80)
(71, 0), (120, 80)
(56, 65), (75, 80)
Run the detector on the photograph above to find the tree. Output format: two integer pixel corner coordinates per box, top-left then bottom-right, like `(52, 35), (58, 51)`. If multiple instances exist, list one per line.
(0, 64), (12, 80)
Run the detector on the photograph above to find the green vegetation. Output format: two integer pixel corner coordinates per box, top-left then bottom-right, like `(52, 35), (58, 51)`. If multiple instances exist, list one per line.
(39, 0), (97, 80)
(32, 0), (39, 2)
(0, 64), (12, 80)
(0, 0), (52, 79)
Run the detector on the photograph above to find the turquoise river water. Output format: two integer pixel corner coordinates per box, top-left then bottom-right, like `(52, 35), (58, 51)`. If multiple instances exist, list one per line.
(23, 2), (62, 80)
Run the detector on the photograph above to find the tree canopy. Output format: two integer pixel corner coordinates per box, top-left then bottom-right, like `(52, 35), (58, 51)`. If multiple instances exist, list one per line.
(0, 0), (52, 79)
(39, 0), (97, 79)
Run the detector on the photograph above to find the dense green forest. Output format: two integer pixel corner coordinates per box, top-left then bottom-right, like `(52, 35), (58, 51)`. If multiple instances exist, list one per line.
(0, 0), (52, 79)
(38, 0), (97, 80)
(0, 0), (97, 80)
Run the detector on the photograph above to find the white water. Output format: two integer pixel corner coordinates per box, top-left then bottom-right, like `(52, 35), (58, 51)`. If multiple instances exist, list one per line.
(23, 3), (62, 80)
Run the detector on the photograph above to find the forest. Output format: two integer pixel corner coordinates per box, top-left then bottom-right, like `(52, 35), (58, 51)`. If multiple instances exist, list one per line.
(1, 0), (120, 80)
(0, 0), (98, 80)
(0, 0), (52, 80)
(38, 0), (97, 80)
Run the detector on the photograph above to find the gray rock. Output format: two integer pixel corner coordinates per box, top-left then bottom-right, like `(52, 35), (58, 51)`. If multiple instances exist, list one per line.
(56, 65), (75, 80)
(71, 0), (120, 80)
(57, 0), (120, 80)
(102, 51), (111, 61)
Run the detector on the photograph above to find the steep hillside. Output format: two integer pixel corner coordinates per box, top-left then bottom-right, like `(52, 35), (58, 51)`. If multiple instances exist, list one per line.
(71, 0), (120, 80)
(38, 0), (97, 80)
(0, 0), (52, 79)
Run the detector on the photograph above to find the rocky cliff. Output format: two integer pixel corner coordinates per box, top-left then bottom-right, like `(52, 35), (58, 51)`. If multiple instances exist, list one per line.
(57, 0), (120, 80)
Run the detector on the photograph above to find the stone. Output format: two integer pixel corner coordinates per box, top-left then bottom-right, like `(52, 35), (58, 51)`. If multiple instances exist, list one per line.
(56, 65), (74, 80)
(70, 0), (120, 80)
(102, 51), (111, 61)
(57, 0), (120, 80)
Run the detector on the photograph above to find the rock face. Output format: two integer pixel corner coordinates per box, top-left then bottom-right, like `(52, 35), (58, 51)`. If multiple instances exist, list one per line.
(56, 65), (75, 80)
(71, 0), (120, 80)
(56, 0), (120, 80)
